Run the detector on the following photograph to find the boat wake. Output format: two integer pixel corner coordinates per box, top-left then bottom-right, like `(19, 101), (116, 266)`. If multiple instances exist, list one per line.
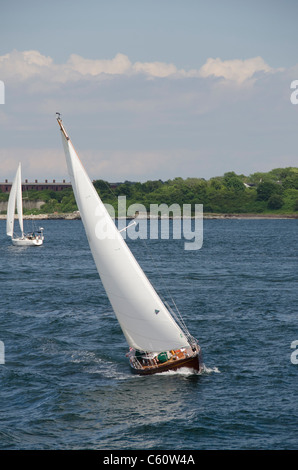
(154, 364), (221, 376)
(202, 365), (221, 374)
(154, 366), (202, 377)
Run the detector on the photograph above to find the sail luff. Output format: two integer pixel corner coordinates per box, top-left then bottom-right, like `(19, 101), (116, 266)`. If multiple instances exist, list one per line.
(6, 163), (22, 237)
(16, 163), (24, 234)
(57, 117), (190, 353)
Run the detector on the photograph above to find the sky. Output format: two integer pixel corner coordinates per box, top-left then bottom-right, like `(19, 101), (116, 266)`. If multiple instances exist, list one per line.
(0, 0), (298, 183)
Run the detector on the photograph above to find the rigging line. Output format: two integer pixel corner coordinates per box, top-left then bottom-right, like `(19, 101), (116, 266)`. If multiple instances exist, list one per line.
(164, 297), (190, 336)
(94, 178), (121, 204)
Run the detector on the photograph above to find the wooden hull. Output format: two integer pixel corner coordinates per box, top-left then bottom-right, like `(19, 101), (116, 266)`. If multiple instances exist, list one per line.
(129, 345), (203, 376)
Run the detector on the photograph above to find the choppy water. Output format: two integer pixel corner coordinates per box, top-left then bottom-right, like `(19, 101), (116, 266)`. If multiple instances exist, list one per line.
(0, 218), (297, 450)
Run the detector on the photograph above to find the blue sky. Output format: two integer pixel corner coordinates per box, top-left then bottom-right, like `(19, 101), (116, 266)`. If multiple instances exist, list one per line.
(0, 0), (298, 182)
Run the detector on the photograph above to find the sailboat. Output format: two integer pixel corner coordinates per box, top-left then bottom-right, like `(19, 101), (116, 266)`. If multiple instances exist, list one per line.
(57, 114), (203, 375)
(6, 163), (44, 246)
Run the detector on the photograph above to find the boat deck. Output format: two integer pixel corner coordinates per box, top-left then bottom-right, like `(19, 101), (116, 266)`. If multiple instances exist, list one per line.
(129, 345), (202, 375)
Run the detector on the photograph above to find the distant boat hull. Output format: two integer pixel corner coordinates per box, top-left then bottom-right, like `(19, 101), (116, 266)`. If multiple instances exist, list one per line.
(12, 236), (43, 246)
(129, 344), (203, 376)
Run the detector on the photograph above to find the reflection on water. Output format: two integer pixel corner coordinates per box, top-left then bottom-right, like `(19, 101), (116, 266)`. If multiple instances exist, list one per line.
(0, 219), (297, 450)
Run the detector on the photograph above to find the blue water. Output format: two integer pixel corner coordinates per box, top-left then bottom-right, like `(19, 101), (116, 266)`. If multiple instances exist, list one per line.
(0, 218), (297, 450)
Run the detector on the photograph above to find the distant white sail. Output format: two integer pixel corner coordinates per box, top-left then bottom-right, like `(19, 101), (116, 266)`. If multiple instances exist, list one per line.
(16, 164), (23, 234)
(6, 163), (23, 237)
(58, 118), (189, 352)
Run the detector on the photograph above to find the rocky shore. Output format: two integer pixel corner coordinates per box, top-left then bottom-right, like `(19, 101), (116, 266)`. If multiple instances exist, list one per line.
(0, 211), (297, 220)
(0, 211), (81, 220)
(202, 213), (298, 219)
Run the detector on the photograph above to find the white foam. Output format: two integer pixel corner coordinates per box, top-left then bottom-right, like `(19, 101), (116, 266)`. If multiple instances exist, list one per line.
(203, 365), (221, 374)
(155, 366), (201, 377)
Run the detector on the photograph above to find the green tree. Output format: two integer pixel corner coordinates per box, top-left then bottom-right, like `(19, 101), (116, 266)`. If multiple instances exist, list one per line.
(209, 178), (223, 190)
(282, 173), (298, 190)
(256, 182), (281, 201)
(223, 172), (245, 192)
(93, 179), (110, 192)
(267, 194), (283, 210)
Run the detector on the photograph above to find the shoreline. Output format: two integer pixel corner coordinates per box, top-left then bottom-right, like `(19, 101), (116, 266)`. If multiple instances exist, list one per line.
(0, 212), (297, 220)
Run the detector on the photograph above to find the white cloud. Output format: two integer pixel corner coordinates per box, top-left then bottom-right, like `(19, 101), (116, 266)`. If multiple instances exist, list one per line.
(67, 53), (132, 76)
(0, 49), (277, 84)
(198, 56), (275, 84)
(0, 49), (295, 183)
(133, 60), (178, 78)
(0, 50), (53, 81)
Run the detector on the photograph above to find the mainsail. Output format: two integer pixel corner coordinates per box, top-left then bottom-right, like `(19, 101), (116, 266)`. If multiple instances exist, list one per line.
(57, 117), (190, 353)
(6, 163), (23, 237)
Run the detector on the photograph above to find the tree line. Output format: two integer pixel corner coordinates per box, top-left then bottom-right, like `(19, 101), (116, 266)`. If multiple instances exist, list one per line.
(1, 167), (298, 215)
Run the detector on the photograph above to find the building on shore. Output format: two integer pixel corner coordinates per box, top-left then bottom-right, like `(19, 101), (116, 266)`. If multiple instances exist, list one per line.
(0, 179), (71, 193)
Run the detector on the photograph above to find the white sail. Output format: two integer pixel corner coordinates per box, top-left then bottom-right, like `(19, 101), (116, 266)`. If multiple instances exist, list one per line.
(58, 118), (190, 352)
(6, 163), (23, 237)
(16, 164), (24, 234)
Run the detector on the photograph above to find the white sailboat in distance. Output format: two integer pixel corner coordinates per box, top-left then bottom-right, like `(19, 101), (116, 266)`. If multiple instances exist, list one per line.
(57, 114), (203, 375)
(6, 163), (44, 246)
